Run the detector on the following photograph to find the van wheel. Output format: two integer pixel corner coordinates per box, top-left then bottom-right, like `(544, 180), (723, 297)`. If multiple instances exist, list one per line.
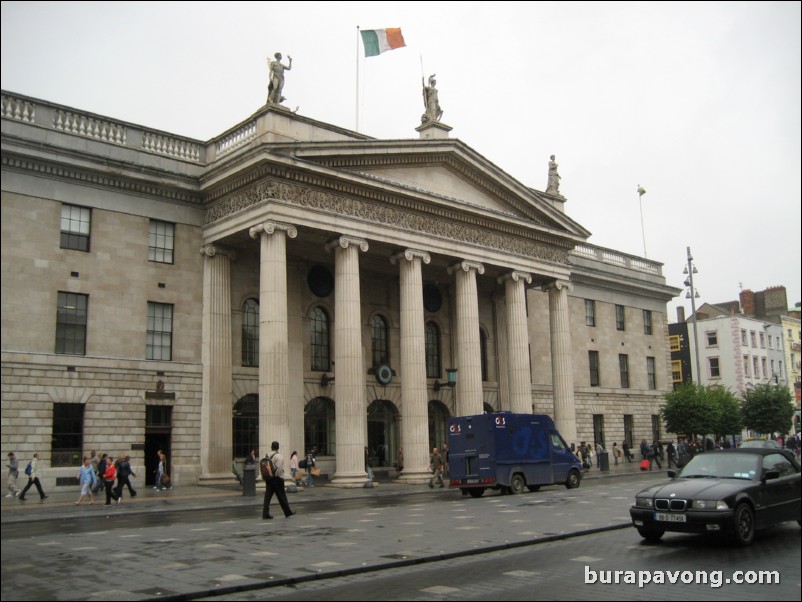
(510, 474), (526, 494)
(565, 469), (581, 489)
(467, 488), (485, 498)
(527, 485), (541, 492)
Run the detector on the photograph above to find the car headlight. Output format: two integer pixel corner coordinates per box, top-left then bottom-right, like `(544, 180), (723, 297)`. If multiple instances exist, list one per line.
(692, 499), (729, 510)
(635, 497), (654, 508)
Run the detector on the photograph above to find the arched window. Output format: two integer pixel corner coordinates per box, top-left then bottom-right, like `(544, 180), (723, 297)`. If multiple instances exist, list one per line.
(425, 322), (441, 379)
(242, 299), (259, 367)
(232, 394), (258, 458)
(371, 315), (389, 367)
(428, 400), (450, 450)
(311, 307), (330, 371)
(480, 328), (488, 382)
(304, 397), (336, 456)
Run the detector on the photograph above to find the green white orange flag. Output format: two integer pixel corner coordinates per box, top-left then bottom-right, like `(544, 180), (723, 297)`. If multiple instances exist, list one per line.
(360, 28), (406, 57)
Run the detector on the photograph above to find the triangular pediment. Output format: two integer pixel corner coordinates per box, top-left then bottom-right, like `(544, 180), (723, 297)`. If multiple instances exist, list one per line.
(269, 138), (591, 241)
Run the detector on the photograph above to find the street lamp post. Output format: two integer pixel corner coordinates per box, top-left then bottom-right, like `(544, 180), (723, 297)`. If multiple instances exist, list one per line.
(684, 246), (702, 383)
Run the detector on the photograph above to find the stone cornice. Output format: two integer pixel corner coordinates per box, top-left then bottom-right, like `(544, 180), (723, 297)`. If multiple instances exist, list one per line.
(206, 176), (571, 265)
(1, 151), (203, 206)
(569, 272), (680, 302)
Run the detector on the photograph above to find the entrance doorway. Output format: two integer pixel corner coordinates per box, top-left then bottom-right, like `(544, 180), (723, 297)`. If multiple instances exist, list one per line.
(145, 405), (172, 486)
(367, 400), (398, 469)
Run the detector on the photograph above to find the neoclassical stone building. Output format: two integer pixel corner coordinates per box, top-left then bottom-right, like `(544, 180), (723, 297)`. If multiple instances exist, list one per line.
(1, 90), (680, 488)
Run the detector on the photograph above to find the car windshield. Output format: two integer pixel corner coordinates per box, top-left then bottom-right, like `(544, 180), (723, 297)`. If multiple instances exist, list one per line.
(678, 453), (760, 480)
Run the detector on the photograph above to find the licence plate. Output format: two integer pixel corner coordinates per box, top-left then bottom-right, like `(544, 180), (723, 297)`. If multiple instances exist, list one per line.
(655, 512), (686, 523)
(466, 478), (478, 484)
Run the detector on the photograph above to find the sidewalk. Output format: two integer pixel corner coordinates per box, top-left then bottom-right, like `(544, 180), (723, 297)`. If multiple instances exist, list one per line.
(1, 457), (651, 523)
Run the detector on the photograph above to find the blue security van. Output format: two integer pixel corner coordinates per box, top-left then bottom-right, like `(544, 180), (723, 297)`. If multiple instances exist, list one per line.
(448, 412), (582, 497)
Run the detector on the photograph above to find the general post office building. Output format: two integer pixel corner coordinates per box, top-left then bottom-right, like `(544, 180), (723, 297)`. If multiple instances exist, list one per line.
(1, 90), (680, 488)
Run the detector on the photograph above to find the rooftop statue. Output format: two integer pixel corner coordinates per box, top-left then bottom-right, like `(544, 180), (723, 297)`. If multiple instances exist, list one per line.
(267, 52), (292, 105)
(545, 154), (562, 196)
(421, 74), (443, 123)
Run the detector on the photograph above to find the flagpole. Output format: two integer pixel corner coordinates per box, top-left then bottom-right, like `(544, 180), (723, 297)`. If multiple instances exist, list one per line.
(637, 185), (647, 258)
(356, 26), (360, 132)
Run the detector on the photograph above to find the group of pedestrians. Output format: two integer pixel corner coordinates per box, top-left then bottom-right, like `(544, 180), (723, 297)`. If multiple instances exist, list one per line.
(6, 451), (48, 501)
(80, 451), (139, 505)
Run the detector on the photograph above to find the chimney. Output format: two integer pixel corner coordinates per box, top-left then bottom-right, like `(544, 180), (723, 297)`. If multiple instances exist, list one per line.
(740, 289), (755, 316)
(677, 306), (686, 323)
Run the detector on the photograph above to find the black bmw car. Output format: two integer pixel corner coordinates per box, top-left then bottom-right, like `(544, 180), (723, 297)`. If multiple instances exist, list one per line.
(630, 448), (801, 545)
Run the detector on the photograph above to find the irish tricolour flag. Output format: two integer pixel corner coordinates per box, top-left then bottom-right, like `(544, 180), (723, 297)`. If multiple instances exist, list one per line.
(360, 28), (406, 57)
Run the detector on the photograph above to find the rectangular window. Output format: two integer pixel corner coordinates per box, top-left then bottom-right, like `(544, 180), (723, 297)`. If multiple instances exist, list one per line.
(750, 331), (757, 347)
(759, 332), (765, 348)
(706, 331), (718, 347)
(768, 335), (773, 349)
(616, 305), (625, 331)
(52, 403), (84, 467)
(743, 355), (750, 377)
(147, 302), (173, 360)
(709, 357), (721, 378)
(593, 414), (605, 449)
(761, 358), (768, 380)
(669, 335), (681, 352)
(671, 360), (683, 383)
(643, 310), (652, 335)
(753, 356), (760, 379)
(646, 357), (656, 390)
(56, 291), (88, 355)
(60, 204), (91, 251)
(585, 300), (596, 327)
(148, 220), (175, 264)
(619, 354), (630, 388)
(589, 350), (600, 387)
(741, 329), (747, 345)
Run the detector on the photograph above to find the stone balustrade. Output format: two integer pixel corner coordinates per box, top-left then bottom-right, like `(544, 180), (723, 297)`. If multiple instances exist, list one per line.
(53, 109), (128, 145)
(572, 243), (661, 276)
(1, 93), (36, 122)
(214, 121), (257, 158)
(142, 131), (202, 162)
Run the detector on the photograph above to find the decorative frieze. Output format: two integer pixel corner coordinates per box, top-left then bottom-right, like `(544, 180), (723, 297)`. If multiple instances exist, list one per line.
(205, 179), (570, 265)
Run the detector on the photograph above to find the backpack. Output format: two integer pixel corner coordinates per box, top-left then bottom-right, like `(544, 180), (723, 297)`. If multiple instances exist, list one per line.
(24, 461), (32, 476)
(259, 454), (277, 481)
(298, 458), (308, 469)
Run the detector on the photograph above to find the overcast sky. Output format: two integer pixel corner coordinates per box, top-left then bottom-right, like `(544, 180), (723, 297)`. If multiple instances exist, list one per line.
(2, 1), (800, 321)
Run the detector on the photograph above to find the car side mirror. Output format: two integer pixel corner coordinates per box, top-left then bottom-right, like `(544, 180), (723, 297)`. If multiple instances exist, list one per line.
(764, 470), (780, 482)
(667, 469), (677, 479)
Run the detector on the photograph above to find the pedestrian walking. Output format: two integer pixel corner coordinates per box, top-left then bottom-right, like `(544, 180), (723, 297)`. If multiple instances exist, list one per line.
(19, 452), (48, 501)
(428, 447), (445, 488)
(622, 440), (632, 462)
(612, 442), (622, 465)
(364, 446), (374, 482)
(114, 455), (137, 500)
(93, 453), (108, 495)
(103, 455), (120, 505)
(666, 440), (678, 469)
(649, 440), (662, 470)
(289, 451), (300, 485)
(304, 447), (317, 487)
(75, 456), (96, 505)
(396, 447), (404, 473)
(261, 441), (295, 520)
(6, 452), (21, 497)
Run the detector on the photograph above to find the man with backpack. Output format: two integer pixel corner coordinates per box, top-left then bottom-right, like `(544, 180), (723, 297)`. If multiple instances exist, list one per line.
(19, 452), (48, 501)
(260, 441), (295, 520)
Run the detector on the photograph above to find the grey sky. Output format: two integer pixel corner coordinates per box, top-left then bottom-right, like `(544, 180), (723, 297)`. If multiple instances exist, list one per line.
(2, 1), (800, 319)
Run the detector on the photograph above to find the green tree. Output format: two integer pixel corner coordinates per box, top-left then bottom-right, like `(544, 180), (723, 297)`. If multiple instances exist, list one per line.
(707, 385), (742, 440)
(741, 383), (794, 436)
(660, 383), (719, 439)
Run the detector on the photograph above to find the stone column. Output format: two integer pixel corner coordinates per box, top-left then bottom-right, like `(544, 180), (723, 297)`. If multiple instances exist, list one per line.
(391, 249), (432, 483)
(499, 271), (533, 414)
(200, 243), (235, 479)
(448, 260), (485, 416)
(326, 235), (369, 487)
(249, 222), (297, 457)
(547, 280), (577, 444)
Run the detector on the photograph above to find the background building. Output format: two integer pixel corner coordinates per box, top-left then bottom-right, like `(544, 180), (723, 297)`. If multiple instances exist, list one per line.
(1, 90), (680, 488)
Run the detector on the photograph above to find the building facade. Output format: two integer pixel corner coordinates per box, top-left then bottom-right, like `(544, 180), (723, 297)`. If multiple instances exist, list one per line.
(1, 91), (680, 488)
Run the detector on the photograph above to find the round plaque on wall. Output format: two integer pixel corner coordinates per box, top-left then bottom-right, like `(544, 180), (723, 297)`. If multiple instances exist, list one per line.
(307, 265), (334, 298)
(423, 284), (443, 313)
(376, 364), (393, 386)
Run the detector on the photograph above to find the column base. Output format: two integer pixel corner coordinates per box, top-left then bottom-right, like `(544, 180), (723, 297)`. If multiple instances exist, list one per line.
(329, 472), (371, 488)
(394, 470), (433, 485)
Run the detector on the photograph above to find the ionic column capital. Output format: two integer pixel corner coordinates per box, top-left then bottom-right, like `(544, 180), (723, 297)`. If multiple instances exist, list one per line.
(325, 235), (369, 253)
(200, 243), (237, 260)
(542, 279), (573, 293)
(390, 249), (431, 265)
(249, 221), (298, 240)
(447, 260), (485, 276)
(497, 271), (533, 286)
